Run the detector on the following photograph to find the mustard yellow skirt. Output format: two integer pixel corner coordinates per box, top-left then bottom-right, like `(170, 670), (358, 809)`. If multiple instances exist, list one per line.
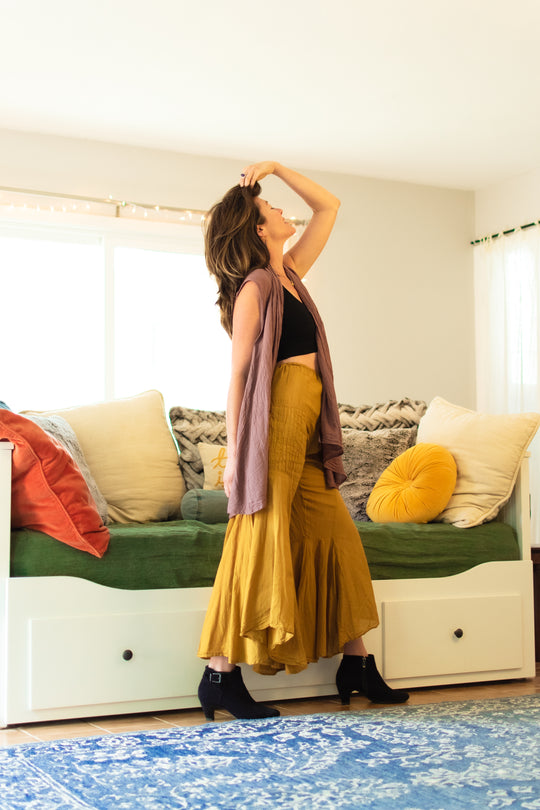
(198, 363), (379, 675)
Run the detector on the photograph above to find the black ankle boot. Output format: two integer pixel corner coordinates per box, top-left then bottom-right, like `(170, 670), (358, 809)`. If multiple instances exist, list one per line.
(336, 654), (409, 705)
(198, 666), (281, 721)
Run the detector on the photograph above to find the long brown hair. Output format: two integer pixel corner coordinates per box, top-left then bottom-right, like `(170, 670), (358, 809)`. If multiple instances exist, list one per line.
(204, 182), (270, 336)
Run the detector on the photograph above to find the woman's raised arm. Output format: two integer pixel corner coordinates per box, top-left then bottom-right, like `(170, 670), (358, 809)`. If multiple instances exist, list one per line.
(240, 161), (340, 278)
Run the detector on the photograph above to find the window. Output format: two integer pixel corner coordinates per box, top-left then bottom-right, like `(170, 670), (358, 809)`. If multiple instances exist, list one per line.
(113, 245), (230, 410)
(0, 219), (230, 413)
(1, 228), (105, 411)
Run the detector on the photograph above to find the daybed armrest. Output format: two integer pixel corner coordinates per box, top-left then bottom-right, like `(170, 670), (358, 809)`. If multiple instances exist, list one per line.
(497, 453), (531, 561)
(0, 442), (13, 580)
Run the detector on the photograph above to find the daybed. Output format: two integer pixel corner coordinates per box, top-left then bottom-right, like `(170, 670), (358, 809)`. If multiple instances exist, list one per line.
(0, 392), (536, 728)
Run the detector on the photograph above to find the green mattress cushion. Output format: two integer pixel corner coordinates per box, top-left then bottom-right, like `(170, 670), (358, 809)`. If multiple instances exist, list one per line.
(10, 519), (519, 591)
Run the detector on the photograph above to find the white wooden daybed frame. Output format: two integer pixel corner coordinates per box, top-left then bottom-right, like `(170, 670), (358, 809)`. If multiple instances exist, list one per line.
(0, 442), (535, 728)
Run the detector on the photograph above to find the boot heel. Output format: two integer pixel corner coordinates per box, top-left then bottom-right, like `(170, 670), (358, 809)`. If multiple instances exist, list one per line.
(338, 690), (351, 706)
(198, 669), (219, 721)
(201, 705), (216, 721)
(335, 660), (352, 705)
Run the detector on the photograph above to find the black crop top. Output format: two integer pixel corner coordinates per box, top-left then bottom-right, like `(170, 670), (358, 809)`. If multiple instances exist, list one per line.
(277, 286), (318, 362)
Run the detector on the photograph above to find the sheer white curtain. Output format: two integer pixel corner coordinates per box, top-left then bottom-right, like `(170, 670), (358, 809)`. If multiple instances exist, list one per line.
(474, 227), (540, 545)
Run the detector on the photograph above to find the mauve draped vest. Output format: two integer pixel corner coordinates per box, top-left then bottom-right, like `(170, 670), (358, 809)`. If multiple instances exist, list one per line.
(227, 265), (346, 517)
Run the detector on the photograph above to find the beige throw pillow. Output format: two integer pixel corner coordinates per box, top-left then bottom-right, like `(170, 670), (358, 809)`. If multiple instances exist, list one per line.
(417, 396), (540, 527)
(198, 442), (228, 490)
(25, 390), (185, 524)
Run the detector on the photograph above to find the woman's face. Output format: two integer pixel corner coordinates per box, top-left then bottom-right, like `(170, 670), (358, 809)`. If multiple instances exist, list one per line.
(255, 198), (296, 243)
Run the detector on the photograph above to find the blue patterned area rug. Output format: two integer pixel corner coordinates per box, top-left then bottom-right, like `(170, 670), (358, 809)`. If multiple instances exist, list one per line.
(1, 695), (539, 810)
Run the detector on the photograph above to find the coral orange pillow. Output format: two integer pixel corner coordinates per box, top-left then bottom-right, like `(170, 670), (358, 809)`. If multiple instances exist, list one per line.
(366, 443), (457, 524)
(1, 410), (109, 557)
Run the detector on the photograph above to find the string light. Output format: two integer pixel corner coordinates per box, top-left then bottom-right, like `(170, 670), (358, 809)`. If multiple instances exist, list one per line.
(0, 185), (309, 229)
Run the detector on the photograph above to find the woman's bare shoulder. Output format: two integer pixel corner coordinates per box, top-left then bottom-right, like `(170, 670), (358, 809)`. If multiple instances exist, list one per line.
(238, 267), (273, 297)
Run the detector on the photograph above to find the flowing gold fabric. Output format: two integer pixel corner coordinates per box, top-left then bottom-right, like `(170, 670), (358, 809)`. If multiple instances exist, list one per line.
(198, 364), (379, 674)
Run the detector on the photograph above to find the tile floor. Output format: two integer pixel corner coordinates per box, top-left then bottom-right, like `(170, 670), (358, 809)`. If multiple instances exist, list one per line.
(1, 665), (538, 749)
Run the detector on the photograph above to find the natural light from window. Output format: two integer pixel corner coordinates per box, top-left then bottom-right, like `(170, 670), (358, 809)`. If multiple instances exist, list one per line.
(0, 223), (231, 414)
(114, 246), (230, 410)
(1, 232), (105, 412)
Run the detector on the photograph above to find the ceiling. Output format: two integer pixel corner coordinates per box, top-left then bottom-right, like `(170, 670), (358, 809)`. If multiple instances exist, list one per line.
(2, 0), (540, 191)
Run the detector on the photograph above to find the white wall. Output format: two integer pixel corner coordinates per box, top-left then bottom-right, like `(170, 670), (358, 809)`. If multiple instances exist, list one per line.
(475, 166), (540, 239)
(0, 128), (475, 408)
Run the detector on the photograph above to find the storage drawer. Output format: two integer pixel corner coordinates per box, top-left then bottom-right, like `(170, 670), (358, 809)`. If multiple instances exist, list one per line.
(29, 610), (206, 710)
(382, 594), (523, 680)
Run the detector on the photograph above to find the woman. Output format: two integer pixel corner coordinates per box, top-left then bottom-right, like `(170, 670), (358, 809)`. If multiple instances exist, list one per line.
(198, 161), (408, 720)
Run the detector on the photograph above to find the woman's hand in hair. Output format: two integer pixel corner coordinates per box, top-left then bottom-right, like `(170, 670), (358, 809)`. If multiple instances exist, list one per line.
(239, 161), (277, 187)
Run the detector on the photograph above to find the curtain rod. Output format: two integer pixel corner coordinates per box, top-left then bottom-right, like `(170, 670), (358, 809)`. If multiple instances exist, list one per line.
(471, 219), (539, 245)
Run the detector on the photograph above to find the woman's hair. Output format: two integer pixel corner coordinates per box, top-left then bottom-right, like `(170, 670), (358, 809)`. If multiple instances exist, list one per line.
(204, 182), (270, 336)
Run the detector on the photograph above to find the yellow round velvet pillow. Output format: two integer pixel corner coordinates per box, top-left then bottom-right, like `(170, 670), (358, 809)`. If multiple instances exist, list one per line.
(366, 443), (457, 524)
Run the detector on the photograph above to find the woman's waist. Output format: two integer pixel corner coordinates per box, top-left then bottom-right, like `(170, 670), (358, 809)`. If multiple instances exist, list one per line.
(272, 356), (322, 404)
(276, 352), (319, 373)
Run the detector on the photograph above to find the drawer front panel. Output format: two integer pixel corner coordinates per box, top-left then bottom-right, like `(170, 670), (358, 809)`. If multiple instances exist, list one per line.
(382, 594), (523, 679)
(29, 610), (206, 710)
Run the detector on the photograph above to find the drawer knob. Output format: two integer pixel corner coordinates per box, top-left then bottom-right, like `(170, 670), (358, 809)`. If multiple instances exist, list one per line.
(453, 628), (464, 639)
(122, 649), (134, 661)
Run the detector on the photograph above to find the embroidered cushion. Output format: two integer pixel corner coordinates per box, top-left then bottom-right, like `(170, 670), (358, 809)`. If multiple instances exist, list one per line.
(169, 407), (227, 491)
